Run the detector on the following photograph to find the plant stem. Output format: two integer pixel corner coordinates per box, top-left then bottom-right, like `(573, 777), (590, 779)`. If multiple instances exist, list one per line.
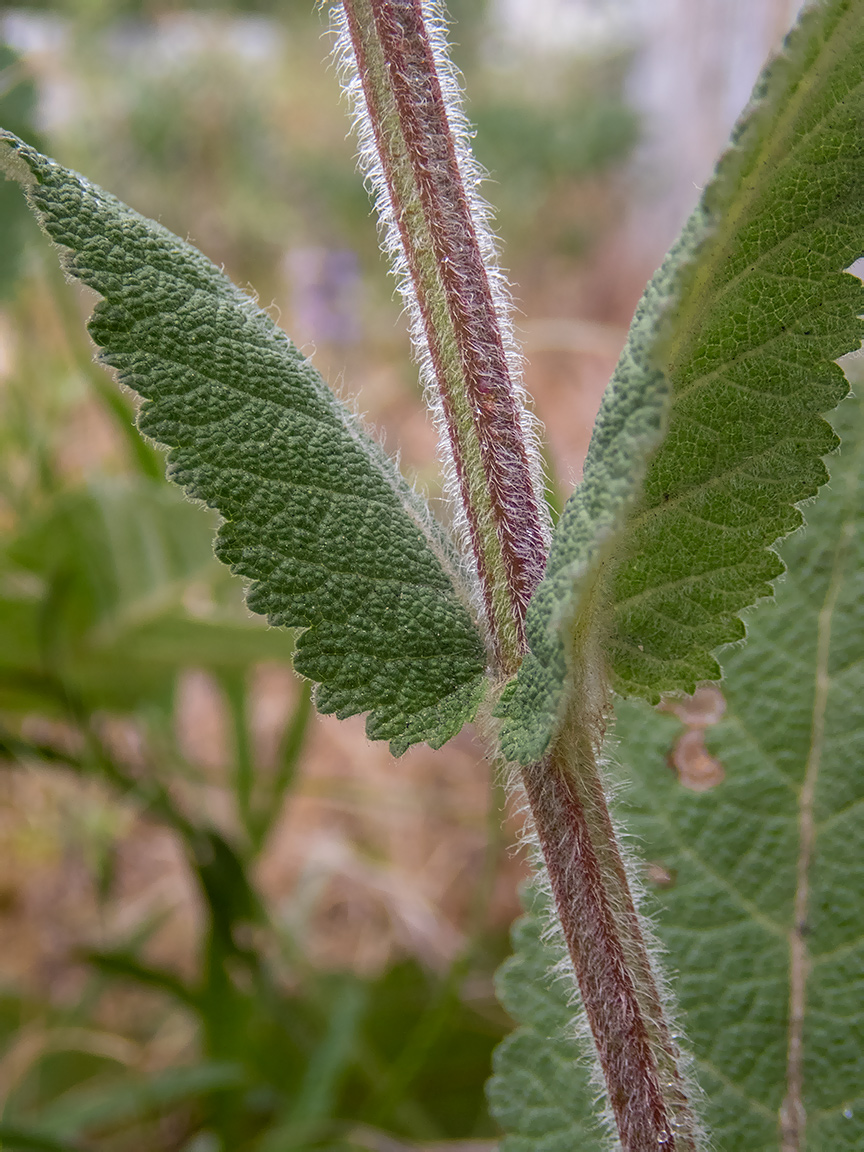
(338, 0), (548, 673)
(339, 2), (700, 1144)
(522, 696), (700, 1150)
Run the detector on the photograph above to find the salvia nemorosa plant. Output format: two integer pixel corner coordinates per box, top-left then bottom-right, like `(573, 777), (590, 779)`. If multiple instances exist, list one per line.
(2, 0), (863, 1148)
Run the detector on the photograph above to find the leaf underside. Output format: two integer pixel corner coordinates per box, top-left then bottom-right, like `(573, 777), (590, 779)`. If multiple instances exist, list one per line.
(491, 383), (864, 1150)
(0, 132), (487, 755)
(499, 0), (864, 763)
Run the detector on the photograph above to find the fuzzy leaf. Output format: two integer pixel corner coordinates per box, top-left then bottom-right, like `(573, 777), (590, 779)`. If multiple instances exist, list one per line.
(492, 385), (864, 1149)
(0, 132), (487, 754)
(615, 385), (864, 1149)
(499, 0), (864, 763)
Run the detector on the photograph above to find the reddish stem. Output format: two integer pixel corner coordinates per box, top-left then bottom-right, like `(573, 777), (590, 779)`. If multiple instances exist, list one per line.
(341, 0), (547, 664)
(371, 0), (546, 620)
(339, 5), (701, 1146)
(522, 729), (699, 1150)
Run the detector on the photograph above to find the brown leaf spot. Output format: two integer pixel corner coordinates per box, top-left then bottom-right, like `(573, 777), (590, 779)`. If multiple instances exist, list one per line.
(658, 684), (726, 728)
(669, 729), (725, 792)
(646, 862), (676, 889)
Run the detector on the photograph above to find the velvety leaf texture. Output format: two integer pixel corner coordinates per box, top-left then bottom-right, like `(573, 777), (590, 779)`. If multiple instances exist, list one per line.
(499, 0), (864, 763)
(0, 132), (487, 754)
(493, 386), (864, 1149)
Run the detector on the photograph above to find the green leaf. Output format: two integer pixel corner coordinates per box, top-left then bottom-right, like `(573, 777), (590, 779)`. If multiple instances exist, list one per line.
(282, 981), (367, 1128)
(0, 131), (487, 754)
(492, 384), (864, 1149)
(28, 1062), (245, 1135)
(619, 387), (864, 1149)
(0, 480), (297, 715)
(499, 0), (864, 763)
(487, 888), (603, 1152)
(84, 949), (198, 1009)
(0, 1125), (81, 1152)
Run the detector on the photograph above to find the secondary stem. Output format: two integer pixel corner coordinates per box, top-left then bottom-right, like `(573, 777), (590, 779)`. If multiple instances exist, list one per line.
(523, 702), (700, 1150)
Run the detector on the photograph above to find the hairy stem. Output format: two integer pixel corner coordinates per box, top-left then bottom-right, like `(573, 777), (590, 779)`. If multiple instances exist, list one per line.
(337, 0), (548, 673)
(522, 697), (701, 1150)
(338, 2), (700, 1143)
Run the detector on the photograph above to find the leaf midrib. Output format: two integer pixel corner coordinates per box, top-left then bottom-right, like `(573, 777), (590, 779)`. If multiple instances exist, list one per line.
(781, 412), (861, 1148)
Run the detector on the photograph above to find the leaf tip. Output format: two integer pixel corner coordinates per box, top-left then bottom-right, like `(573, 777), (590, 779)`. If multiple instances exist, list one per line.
(0, 129), (37, 188)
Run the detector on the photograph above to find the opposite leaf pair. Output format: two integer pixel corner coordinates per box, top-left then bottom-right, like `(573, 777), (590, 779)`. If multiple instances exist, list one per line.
(2, 0), (864, 1147)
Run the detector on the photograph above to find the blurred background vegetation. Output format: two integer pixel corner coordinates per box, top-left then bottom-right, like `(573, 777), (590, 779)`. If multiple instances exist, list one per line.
(0, 1), (797, 1148)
